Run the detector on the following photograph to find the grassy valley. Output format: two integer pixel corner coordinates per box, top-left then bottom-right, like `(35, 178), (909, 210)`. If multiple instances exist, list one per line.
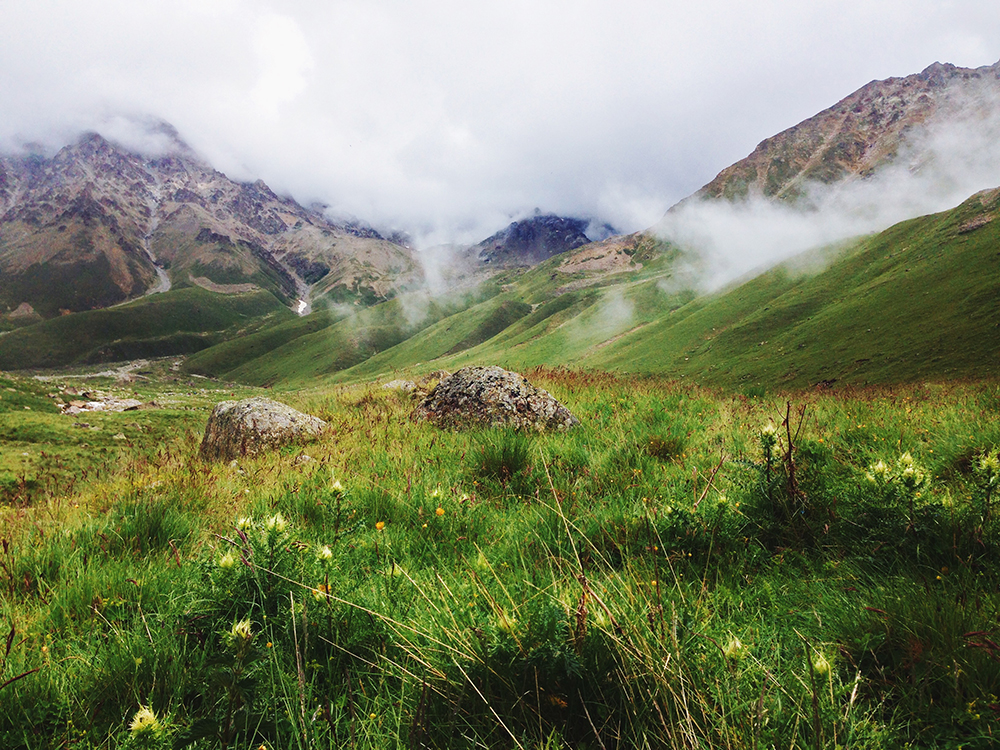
(181, 188), (999, 393)
(0, 287), (293, 371)
(1, 179), (999, 749)
(1, 368), (999, 748)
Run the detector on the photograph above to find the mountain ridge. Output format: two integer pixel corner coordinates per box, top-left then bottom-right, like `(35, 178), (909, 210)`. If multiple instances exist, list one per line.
(681, 58), (1000, 207)
(0, 130), (422, 317)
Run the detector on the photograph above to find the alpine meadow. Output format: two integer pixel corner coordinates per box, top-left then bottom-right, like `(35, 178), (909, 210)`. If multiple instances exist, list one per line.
(2, 43), (1000, 750)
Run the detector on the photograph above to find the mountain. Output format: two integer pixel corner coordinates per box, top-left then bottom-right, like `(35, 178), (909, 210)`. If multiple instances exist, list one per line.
(0, 128), (421, 318)
(686, 59), (1000, 205)
(470, 213), (617, 267)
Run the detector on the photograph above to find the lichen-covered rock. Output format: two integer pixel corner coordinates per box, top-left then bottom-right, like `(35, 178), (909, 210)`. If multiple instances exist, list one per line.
(412, 366), (579, 431)
(199, 397), (327, 462)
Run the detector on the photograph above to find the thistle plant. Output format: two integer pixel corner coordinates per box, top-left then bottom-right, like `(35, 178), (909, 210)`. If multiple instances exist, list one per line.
(865, 451), (929, 529)
(974, 451), (999, 524)
(121, 705), (170, 750)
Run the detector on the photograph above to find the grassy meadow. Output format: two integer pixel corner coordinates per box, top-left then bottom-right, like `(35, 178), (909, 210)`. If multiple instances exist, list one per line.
(2, 367), (1000, 749)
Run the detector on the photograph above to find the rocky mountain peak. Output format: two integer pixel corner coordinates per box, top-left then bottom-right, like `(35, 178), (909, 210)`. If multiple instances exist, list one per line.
(684, 58), (1000, 207)
(472, 214), (617, 267)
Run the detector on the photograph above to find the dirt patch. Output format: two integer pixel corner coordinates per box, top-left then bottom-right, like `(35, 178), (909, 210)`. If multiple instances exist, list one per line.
(189, 275), (260, 294)
(557, 236), (642, 276)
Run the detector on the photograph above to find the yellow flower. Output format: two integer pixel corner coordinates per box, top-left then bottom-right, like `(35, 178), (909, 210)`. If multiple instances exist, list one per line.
(436, 507), (445, 516)
(218, 550), (237, 569)
(265, 513), (288, 534)
(812, 652), (831, 676)
(230, 619), (253, 643)
(313, 584), (330, 602)
(317, 545), (333, 561)
(369, 713), (377, 719)
(129, 705), (163, 737)
(375, 521), (385, 531)
(235, 516), (254, 531)
(723, 636), (747, 660)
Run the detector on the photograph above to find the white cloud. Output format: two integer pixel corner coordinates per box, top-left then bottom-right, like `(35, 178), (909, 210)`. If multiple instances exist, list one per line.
(0, 0), (998, 246)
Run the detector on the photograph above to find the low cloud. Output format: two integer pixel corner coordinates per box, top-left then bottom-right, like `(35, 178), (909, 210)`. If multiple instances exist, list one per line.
(654, 98), (1000, 289)
(2, 2), (999, 245)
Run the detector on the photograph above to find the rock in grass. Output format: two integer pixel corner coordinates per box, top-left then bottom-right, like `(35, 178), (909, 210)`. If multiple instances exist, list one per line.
(412, 366), (579, 431)
(199, 397), (327, 462)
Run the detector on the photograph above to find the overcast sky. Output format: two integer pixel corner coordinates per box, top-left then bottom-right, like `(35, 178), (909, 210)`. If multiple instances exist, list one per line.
(1, 0), (999, 246)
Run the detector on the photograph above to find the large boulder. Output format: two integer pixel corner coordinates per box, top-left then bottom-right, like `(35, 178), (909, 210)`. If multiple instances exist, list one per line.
(412, 366), (579, 431)
(199, 397), (327, 461)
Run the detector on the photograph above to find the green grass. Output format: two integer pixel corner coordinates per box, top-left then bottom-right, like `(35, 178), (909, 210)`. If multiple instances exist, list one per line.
(2, 369), (1000, 748)
(0, 287), (293, 370)
(182, 307), (343, 378)
(194, 190), (1000, 392)
(586, 193), (1000, 386)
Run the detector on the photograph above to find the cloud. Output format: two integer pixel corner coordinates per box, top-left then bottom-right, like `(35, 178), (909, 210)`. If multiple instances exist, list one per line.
(654, 88), (1000, 289)
(0, 1), (999, 246)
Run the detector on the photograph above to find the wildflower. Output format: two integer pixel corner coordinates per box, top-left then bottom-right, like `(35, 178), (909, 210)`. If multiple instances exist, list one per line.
(430, 486), (442, 499)
(369, 713), (377, 719)
(218, 550), (237, 569)
(978, 452), (1000, 484)
(811, 651), (831, 676)
(265, 513), (288, 534)
(129, 705), (164, 738)
(723, 636), (747, 660)
(760, 422), (778, 438)
(235, 516), (254, 532)
(436, 507), (445, 516)
(313, 584), (330, 602)
(865, 459), (891, 483)
(375, 521), (385, 531)
(230, 618), (253, 643)
(331, 478), (345, 495)
(317, 545), (333, 561)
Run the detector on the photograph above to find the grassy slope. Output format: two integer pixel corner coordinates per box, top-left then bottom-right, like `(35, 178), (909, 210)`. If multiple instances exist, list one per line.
(215, 283), (505, 386)
(326, 191), (1000, 390)
(0, 287), (293, 370)
(181, 307), (342, 378)
(586, 192), (1000, 387)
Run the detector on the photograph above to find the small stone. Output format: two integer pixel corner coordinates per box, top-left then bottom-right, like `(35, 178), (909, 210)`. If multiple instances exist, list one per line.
(382, 379), (417, 393)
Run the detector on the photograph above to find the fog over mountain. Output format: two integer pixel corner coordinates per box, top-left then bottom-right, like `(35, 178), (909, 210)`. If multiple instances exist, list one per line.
(1, 2), (999, 248)
(656, 60), (1000, 288)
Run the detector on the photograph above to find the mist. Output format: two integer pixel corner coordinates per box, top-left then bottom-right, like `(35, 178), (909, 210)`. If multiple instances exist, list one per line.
(654, 100), (1000, 289)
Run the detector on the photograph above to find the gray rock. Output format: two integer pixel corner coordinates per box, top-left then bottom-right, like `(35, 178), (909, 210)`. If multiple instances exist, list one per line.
(412, 366), (579, 431)
(199, 397), (327, 462)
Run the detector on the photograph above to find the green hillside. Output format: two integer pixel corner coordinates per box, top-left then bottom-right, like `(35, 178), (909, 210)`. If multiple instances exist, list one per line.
(321, 188), (1000, 390)
(586, 189), (1000, 387)
(199, 282), (506, 386)
(0, 287), (293, 370)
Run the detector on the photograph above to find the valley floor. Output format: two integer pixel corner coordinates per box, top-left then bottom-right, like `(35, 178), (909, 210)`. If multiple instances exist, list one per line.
(1, 366), (999, 749)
